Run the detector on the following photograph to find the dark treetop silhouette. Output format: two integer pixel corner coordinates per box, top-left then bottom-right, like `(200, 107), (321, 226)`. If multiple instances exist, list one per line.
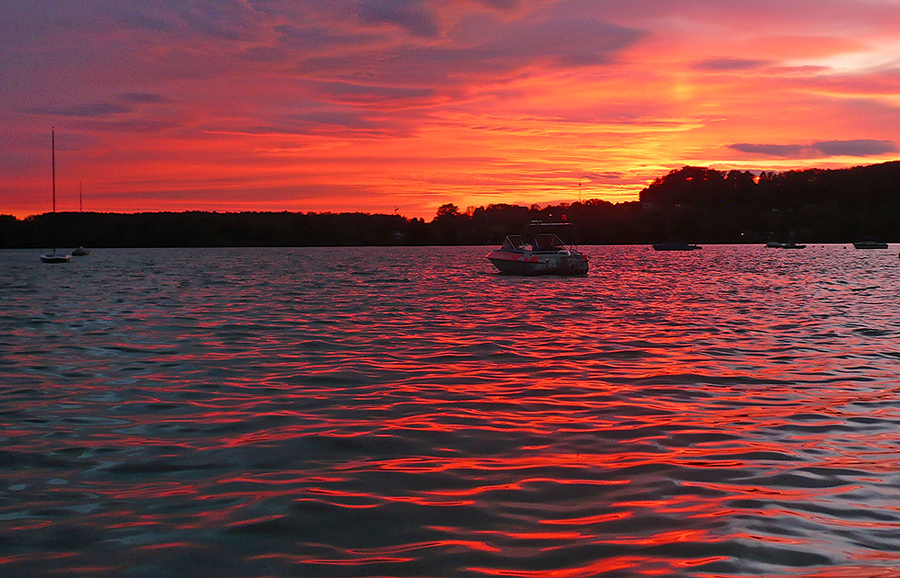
(4, 161), (900, 248)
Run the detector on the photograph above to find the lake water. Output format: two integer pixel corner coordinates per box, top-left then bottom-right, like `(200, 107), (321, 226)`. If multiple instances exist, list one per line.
(3, 244), (900, 577)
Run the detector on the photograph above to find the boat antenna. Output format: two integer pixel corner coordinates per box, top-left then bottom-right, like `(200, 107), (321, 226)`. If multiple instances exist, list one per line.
(52, 128), (56, 213)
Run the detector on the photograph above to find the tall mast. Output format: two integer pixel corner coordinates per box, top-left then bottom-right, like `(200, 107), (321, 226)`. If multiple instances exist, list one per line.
(51, 128), (56, 213)
(79, 182), (83, 212)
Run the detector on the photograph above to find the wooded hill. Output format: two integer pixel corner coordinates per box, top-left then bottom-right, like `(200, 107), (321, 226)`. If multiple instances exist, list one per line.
(3, 161), (899, 247)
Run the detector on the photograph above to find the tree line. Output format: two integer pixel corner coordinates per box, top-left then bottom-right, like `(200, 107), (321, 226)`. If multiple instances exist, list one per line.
(3, 160), (900, 248)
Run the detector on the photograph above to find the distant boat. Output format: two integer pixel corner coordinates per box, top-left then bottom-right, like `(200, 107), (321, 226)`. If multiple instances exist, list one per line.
(41, 249), (71, 263)
(486, 221), (589, 275)
(853, 240), (888, 249)
(766, 242), (805, 249)
(73, 181), (91, 253)
(652, 241), (701, 251)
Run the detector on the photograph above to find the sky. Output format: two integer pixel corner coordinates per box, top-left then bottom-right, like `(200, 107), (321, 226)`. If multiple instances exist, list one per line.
(3, 0), (900, 220)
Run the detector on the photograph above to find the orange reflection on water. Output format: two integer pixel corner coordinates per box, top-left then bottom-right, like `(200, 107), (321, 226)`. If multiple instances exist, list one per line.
(467, 555), (649, 577)
(609, 528), (712, 547)
(541, 512), (633, 526)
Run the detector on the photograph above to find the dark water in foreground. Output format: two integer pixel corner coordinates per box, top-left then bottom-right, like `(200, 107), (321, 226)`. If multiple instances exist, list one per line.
(3, 245), (900, 577)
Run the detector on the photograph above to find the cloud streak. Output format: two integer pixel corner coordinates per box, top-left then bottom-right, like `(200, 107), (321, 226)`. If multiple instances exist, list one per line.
(813, 139), (898, 156)
(24, 103), (132, 118)
(730, 140), (898, 158)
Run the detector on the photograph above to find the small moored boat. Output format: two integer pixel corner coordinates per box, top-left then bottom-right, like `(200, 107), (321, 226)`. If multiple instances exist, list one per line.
(853, 240), (888, 249)
(766, 241), (805, 249)
(72, 246), (91, 256)
(40, 130), (71, 264)
(41, 249), (71, 263)
(486, 221), (588, 275)
(652, 241), (701, 251)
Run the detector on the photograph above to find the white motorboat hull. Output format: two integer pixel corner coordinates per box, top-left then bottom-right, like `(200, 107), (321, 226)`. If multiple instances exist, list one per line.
(487, 249), (588, 276)
(41, 254), (71, 263)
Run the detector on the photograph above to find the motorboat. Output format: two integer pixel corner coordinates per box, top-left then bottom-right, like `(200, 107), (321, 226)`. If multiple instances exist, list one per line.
(486, 221), (588, 275)
(766, 241), (805, 249)
(41, 249), (71, 263)
(652, 241), (701, 251)
(72, 246), (91, 256)
(853, 240), (888, 249)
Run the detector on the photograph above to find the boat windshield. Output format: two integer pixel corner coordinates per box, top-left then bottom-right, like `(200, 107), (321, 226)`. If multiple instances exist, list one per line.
(532, 234), (565, 251)
(501, 235), (525, 251)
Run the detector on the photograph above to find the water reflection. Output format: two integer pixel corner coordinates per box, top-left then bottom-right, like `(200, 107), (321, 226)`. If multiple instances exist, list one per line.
(2, 245), (900, 576)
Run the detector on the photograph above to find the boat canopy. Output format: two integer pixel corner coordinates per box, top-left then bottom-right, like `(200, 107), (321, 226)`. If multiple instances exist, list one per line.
(523, 222), (579, 248)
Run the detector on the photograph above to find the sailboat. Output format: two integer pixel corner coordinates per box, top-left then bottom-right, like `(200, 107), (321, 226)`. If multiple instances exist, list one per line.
(853, 196), (887, 249)
(651, 192), (701, 251)
(71, 181), (91, 256)
(70, 182), (91, 256)
(41, 128), (71, 263)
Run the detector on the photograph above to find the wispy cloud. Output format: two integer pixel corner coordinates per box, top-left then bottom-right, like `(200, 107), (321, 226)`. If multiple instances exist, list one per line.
(692, 58), (772, 71)
(813, 139), (897, 156)
(120, 92), (170, 104)
(358, 0), (441, 38)
(23, 102), (132, 118)
(729, 139), (897, 158)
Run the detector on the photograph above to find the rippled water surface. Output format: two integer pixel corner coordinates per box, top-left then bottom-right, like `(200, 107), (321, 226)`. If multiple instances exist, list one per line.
(3, 245), (900, 577)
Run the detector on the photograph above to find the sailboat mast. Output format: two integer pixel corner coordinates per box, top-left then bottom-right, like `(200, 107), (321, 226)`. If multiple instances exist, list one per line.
(51, 128), (56, 213)
(79, 182), (83, 212)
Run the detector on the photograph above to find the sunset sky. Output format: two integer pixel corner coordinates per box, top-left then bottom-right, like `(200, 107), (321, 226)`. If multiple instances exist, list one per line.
(3, 0), (900, 220)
